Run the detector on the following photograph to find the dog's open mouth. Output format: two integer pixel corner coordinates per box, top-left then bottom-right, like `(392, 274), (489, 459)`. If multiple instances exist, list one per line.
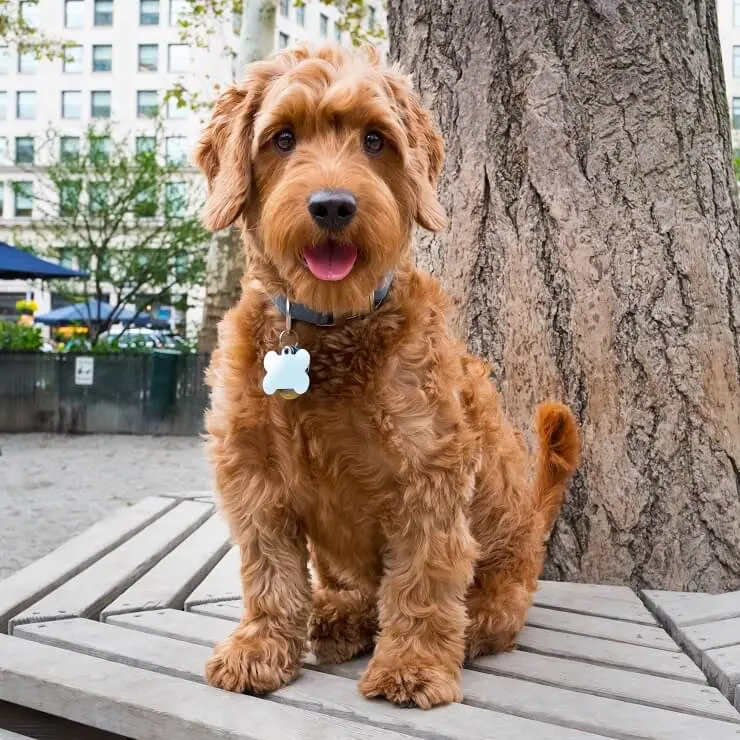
(304, 240), (358, 281)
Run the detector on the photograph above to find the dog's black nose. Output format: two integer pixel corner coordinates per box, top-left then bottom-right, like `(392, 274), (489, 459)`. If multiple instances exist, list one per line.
(308, 190), (357, 231)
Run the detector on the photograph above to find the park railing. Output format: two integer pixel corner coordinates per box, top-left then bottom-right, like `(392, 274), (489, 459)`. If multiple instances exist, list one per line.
(0, 352), (210, 435)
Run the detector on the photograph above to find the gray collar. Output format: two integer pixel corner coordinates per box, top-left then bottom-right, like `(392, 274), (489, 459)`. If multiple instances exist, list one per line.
(271, 273), (393, 327)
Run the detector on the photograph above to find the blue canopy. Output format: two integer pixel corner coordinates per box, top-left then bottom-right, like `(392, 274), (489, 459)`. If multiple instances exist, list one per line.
(35, 299), (137, 326)
(0, 242), (88, 280)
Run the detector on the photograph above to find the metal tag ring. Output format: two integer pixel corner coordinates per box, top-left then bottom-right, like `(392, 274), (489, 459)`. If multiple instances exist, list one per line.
(278, 329), (299, 349)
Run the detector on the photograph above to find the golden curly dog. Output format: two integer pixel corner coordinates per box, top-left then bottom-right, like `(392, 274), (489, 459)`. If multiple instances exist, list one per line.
(196, 44), (580, 709)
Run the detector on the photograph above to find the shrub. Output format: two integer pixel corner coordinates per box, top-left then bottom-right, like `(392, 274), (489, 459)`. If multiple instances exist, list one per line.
(0, 322), (43, 351)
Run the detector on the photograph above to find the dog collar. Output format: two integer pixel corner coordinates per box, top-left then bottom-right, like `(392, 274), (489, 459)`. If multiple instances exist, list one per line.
(271, 273), (393, 327)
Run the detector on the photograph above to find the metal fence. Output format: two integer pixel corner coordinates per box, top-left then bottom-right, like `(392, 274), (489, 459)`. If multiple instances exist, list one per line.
(0, 352), (210, 435)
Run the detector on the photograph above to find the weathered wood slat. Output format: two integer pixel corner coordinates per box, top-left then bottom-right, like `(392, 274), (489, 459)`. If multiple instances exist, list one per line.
(160, 491), (214, 500)
(681, 618), (740, 653)
(189, 600), (242, 621)
(535, 582), (657, 625)
(516, 625), (706, 682)
(101, 514), (230, 619)
(9, 502), (213, 630)
(0, 730), (34, 739)
(108, 608), (233, 647)
(317, 659), (740, 740)
(0, 635), (409, 740)
(526, 605), (679, 651)
(642, 590), (740, 627)
(703, 645), (740, 705)
(184, 546), (240, 610)
(469, 648), (739, 722)
(12, 619), (606, 740)
(0, 497), (175, 633)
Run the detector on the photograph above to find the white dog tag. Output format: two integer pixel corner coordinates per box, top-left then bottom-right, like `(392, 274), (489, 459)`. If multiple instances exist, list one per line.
(263, 346), (311, 398)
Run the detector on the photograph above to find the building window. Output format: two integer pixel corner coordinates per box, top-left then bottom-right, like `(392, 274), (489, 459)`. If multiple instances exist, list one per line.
(19, 1), (40, 27)
(296, 4), (305, 25)
(165, 182), (187, 217)
(15, 137), (34, 165)
(319, 13), (328, 38)
(135, 187), (157, 217)
(138, 44), (158, 72)
(334, 24), (342, 43)
(13, 182), (33, 217)
(278, 32), (289, 49)
(166, 96), (187, 119)
(0, 137), (8, 164)
(279, 0), (290, 17)
(62, 90), (82, 119)
(734, 98), (740, 130)
(168, 44), (189, 73)
(735, 0), (740, 26)
(0, 91), (6, 119)
(92, 45), (113, 72)
(18, 47), (38, 74)
(136, 136), (156, 155)
(64, 45), (83, 74)
(0, 45), (9, 75)
(59, 181), (81, 216)
(165, 136), (187, 165)
(91, 90), (111, 118)
(137, 90), (159, 118)
(64, 0), (84, 27)
(60, 136), (81, 162)
(94, 0), (114, 26)
(16, 91), (36, 119)
(169, 0), (186, 26)
(90, 136), (111, 162)
(0, 182), (4, 216)
(89, 182), (107, 215)
(140, 0), (159, 25)
(367, 5), (376, 31)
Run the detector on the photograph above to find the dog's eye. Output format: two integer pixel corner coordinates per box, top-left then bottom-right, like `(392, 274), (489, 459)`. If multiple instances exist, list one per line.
(363, 131), (385, 155)
(273, 129), (296, 153)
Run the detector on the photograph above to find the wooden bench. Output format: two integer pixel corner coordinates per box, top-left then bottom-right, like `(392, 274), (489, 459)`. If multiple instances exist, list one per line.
(1, 492), (739, 739)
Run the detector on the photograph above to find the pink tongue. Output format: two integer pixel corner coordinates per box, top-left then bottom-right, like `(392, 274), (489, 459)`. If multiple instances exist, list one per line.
(304, 242), (358, 281)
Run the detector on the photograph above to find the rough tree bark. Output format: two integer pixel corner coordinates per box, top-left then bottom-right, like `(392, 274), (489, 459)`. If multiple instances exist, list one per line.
(197, 0), (277, 352)
(389, 0), (740, 591)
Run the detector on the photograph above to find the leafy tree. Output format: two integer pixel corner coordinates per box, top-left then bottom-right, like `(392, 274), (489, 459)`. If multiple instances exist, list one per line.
(0, 0), (72, 60)
(18, 126), (211, 343)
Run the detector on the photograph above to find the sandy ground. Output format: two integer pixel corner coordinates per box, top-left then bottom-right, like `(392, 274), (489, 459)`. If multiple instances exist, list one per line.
(0, 434), (211, 579)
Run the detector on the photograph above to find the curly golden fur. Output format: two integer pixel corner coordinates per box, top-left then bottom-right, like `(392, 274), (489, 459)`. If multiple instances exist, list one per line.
(196, 44), (580, 709)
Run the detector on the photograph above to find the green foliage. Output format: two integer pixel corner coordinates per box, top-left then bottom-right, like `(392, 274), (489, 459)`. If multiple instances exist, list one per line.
(0, 322), (43, 352)
(734, 149), (740, 182)
(23, 124), (211, 343)
(0, 0), (75, 60)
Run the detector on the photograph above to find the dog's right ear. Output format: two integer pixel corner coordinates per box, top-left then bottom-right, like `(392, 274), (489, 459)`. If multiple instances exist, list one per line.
(195, 83), (258, 232)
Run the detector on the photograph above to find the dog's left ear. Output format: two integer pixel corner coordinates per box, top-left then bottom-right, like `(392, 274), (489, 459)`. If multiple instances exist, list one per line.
(401, 89), (448, 232)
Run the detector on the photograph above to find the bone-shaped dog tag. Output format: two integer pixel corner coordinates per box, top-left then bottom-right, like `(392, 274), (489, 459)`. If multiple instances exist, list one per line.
(263, 346), (311, 398)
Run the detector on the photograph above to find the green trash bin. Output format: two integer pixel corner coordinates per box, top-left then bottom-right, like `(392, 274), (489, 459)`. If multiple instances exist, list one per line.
(150, 349), (179, 418)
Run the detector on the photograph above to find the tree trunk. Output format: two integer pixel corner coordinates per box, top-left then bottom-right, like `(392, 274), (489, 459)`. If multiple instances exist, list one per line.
(197, 228), (244, 353)
(197, 1), (276, 352)
(389, 0), (740, 591)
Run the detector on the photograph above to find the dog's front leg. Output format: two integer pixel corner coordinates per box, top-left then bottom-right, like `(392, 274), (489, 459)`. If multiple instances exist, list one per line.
(206, 514), (310, 694)
(358, 473), (478, 709)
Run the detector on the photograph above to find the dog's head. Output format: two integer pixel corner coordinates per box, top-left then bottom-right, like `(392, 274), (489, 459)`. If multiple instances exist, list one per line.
(195, 44), (446, 314)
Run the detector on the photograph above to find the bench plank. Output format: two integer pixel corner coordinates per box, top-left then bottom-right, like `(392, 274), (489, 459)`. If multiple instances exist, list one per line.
(101, 514), (230, 619)
(0, 635), (407, 740)
(189, 600), (242, 621)
(159, 491), (214, 500)
(703, 645), (740, 705)
(526, 605), (679, 651)
(317, 659), (740, 740)
(470, 648), (739, 722)
(535, 582), (657, 624)
(108, 608), (234, 647)
(642, 590), (740, 627)
(13, 619), (605, 740)
(0, 497), (175, 633)
(184, 546), (240, 610)
(516, 625), (706, 682)
(9, 502), (213, 630)
(0, 731), (34, 739)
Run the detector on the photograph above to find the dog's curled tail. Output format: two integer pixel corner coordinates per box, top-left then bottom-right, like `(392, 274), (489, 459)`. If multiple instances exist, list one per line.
(534, 401), (581, 537)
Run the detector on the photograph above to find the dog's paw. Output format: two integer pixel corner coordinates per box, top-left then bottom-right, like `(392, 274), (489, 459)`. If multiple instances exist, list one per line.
(308, 590), (376, 664)
(205, 634), (299, 694)
(358, 657), (461, 709)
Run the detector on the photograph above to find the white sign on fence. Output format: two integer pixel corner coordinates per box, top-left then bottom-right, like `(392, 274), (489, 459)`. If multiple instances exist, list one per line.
(74, 356), (94, 386)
